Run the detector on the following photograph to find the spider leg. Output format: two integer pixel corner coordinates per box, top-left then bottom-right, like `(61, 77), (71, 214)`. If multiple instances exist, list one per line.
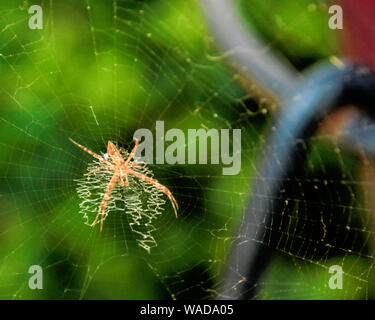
(85, 165), (113, 176)
(107, 141), (125, 165)
(128, 169), (179, 218)
(69, 138), (112, 166)
(129, 163), (146, 171)
(91, 169), (120, 231)
(124, 139), (139, 165)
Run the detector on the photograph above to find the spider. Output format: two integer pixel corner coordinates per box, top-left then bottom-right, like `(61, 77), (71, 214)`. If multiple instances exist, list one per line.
(69, 138), (179, 232)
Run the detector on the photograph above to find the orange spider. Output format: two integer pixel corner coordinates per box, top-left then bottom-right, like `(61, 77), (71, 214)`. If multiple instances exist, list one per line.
(69, 138), (179, 232)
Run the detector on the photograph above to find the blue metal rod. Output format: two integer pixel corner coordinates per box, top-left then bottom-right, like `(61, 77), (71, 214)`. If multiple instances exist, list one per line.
(218, 62), (375, 299)
(200, 0), (298, 103)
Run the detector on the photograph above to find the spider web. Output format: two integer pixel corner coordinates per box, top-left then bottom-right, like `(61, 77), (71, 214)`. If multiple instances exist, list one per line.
(75, 146), (169, 254)
(0, 0), (374, 300)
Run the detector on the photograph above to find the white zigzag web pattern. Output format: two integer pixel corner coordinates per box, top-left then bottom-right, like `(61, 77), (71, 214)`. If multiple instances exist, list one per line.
(75, 146), (167, 253)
